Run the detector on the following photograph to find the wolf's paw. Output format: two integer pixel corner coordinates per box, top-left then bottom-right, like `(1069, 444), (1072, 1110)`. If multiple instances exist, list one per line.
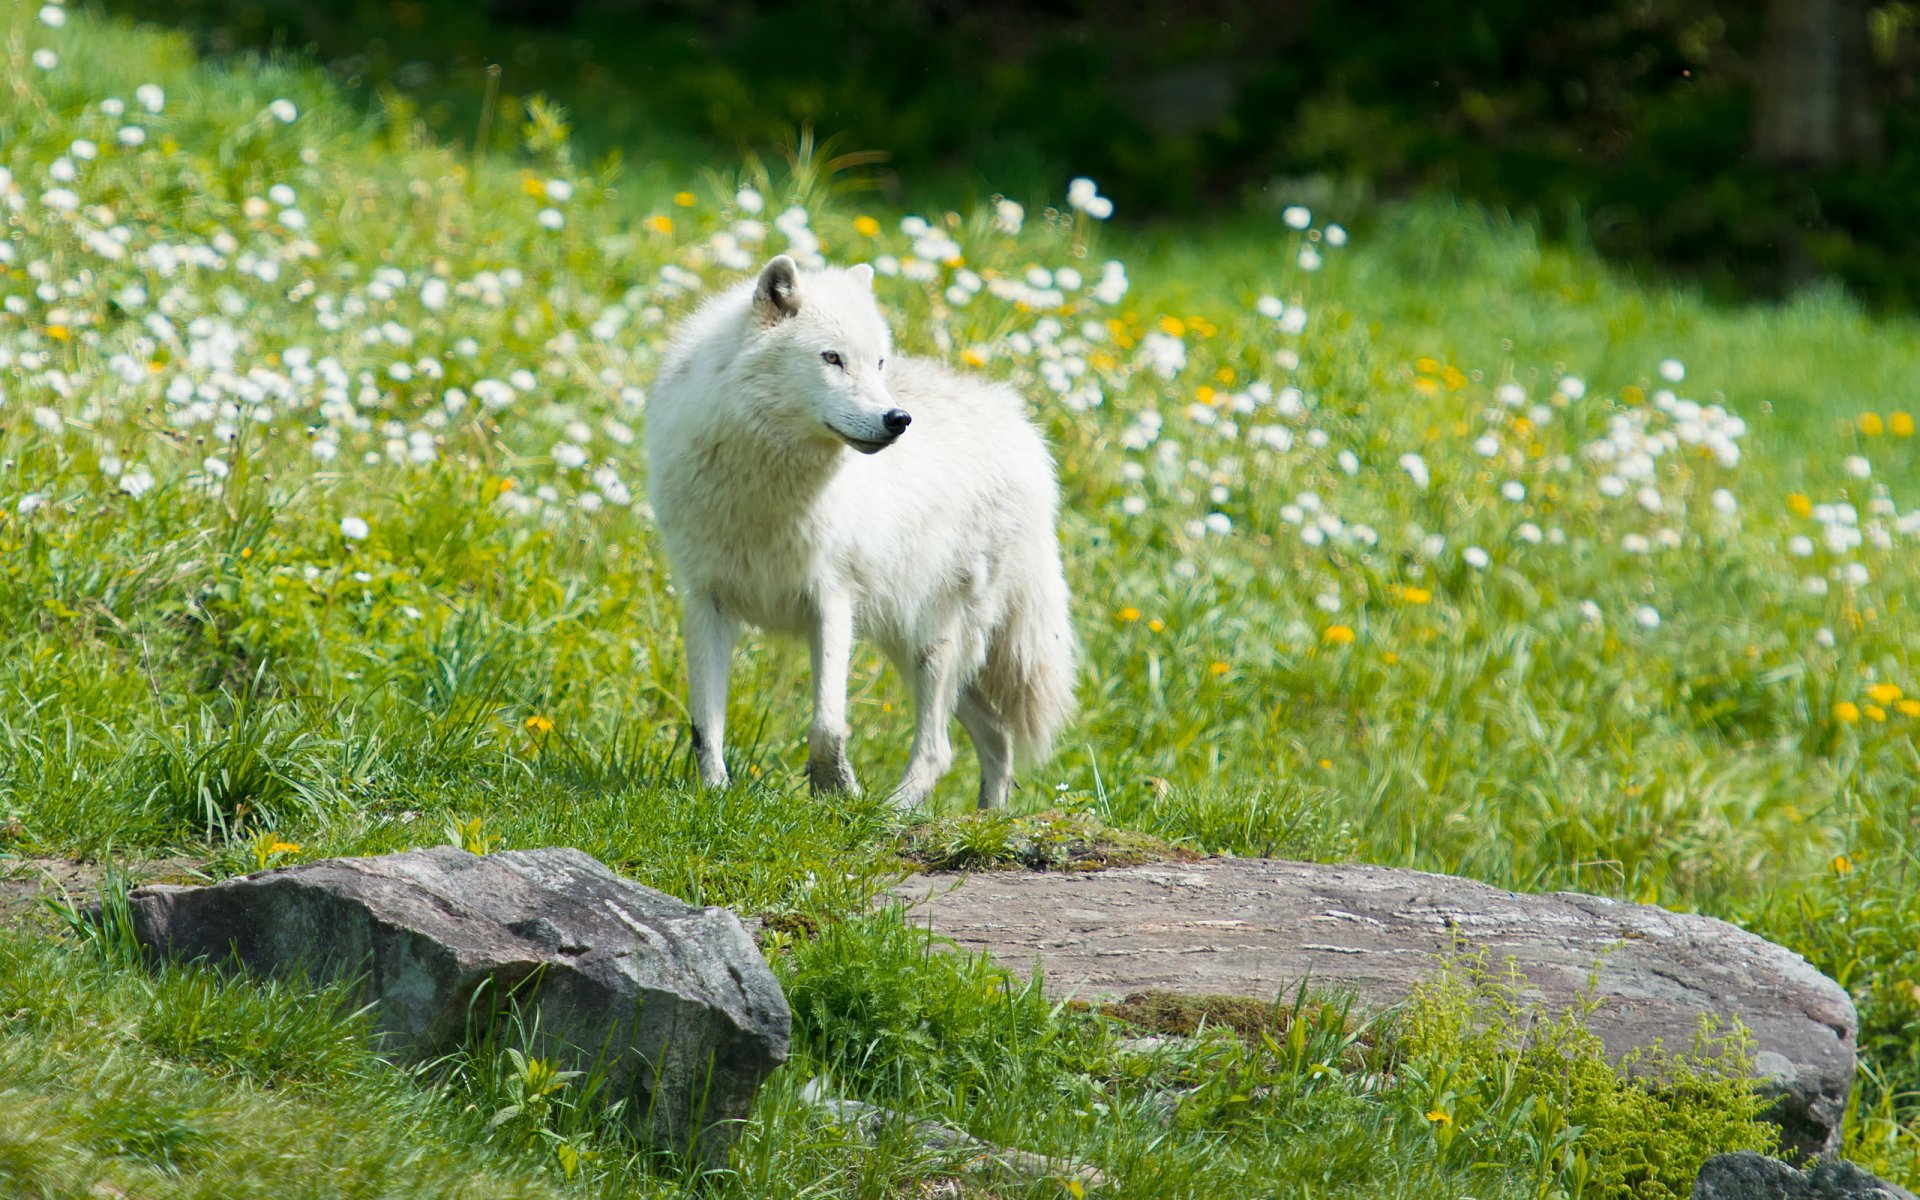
(807, 755), (861, 797)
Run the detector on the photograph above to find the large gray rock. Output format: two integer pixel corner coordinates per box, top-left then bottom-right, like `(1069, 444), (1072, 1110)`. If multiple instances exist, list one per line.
(1693, 1152), (1916, 1199)
(894, 858), (1856, 1157)
(129, 846), (789, 1165)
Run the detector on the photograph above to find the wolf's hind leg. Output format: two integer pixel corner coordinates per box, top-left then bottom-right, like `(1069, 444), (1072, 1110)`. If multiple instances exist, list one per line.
(684, 593), (738, 788)
(957, 685), (1014, 810)
(807, 588), (861, 796)
(889, 634), (960, 811)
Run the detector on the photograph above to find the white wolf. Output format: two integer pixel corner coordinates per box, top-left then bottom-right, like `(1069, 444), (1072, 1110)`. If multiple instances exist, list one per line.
(646, 254), (1077, 810)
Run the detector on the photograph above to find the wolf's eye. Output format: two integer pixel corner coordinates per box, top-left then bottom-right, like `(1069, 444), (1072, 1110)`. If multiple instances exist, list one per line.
(821, 351), (844, 368)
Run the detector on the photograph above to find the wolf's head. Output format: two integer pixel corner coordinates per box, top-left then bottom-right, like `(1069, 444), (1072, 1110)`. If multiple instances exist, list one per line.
(744, 255), (910, 454)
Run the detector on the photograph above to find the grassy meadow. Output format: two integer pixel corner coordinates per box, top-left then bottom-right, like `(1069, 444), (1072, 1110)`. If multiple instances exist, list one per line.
(4, 2), (1920, 1195)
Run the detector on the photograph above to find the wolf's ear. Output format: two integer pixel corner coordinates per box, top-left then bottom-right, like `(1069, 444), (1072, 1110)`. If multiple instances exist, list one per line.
(847, 263), (874, 289)
(753, 255), (801, 324)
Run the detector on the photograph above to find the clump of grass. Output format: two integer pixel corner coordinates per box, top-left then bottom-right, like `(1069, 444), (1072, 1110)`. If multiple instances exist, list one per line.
(1395, 951), (1779, 1200)
(896, 809), (1185, 872)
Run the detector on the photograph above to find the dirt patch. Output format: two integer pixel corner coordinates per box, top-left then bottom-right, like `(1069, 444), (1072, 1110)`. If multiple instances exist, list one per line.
(0, 856), (207, 931)
(1095, 990), (1296, 1039)
(896, 810), (1197, 873)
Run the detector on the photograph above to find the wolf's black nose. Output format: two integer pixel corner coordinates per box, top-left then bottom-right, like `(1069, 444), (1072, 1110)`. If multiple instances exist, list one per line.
(882, 409), (912, 435)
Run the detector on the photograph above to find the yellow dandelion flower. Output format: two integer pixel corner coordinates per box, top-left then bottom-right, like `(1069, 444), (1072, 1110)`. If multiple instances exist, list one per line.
(1323, 625), (1356, 645)
(1833, 701), (1860, 723)
(1401, 587), (1432, 605)
(1317, 758), (1332, 770)
(1891, 412), (1914, 437)
(1190, 317), (1217, 338)
(1147, 618), (1165, 633)
(521, 176), (547, 198)
(1866, 683), (1902, 706)
(1440, 365), (1467, 390)
(1208, 661), (1230, 676)
(268, 840), (301, 855)
(1157, 315), (1187, 338)
(1414, 357), (1441, 375)
(1214, 366), (1236, 384)
(853, 215), (881, 237)
(1512, 417), (1533, 438)
(961, 348), (987, 368)
(1115, 607), (1141, 623)
(1381, 652), (1399, 665)
(1621, 385), (1645, 405)
(673, 191), (697, 207)
(1859, 412), (1885, 436)
(1089, 351), (1117, 371)
(45, 325), (70, 341)
(1425, 1109), (1452, 1126)
(1866, 704), (1888, 722)
(1412, 377), (1439, 396)
(1831, 854), (1853, 878)
(1897, 699), (1920, 718)
(643, 215), (674, 235)
(524, 714), (555, 734)
(1196, 385), (1217, 405)
(1787, 493), (1813, 518)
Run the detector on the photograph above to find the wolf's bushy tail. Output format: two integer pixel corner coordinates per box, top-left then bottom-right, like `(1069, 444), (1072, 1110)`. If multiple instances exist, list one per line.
(977, 547), (1078, 768)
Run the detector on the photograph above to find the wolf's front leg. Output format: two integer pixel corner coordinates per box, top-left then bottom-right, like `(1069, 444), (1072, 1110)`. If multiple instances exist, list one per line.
(683, 593), (738, 788)
(806, 589), (861, 796)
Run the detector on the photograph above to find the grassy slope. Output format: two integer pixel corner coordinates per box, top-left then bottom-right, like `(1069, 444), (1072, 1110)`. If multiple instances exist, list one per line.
(2, 2), (1919, 1194)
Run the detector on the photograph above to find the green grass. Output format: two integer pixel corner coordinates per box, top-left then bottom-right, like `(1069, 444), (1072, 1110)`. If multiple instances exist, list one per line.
(4, 2), (1920, 1194)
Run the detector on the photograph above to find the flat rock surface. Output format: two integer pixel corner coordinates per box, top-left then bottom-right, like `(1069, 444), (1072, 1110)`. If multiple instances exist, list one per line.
(893, 857), (1856, 1156)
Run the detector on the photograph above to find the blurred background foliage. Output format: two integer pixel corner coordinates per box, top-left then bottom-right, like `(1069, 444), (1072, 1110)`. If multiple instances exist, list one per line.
(103, 0), (1920, 304)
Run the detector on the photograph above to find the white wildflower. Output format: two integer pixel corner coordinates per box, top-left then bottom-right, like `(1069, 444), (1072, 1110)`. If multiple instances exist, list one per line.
(1399, 453), (1430, 490)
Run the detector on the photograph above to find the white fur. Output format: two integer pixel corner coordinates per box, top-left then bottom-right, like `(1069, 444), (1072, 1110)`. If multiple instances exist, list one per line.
(647, 255), (1077, 809)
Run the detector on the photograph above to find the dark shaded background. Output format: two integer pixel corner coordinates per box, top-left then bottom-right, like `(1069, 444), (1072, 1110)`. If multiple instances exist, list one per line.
(106, 0), (1920, 305)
